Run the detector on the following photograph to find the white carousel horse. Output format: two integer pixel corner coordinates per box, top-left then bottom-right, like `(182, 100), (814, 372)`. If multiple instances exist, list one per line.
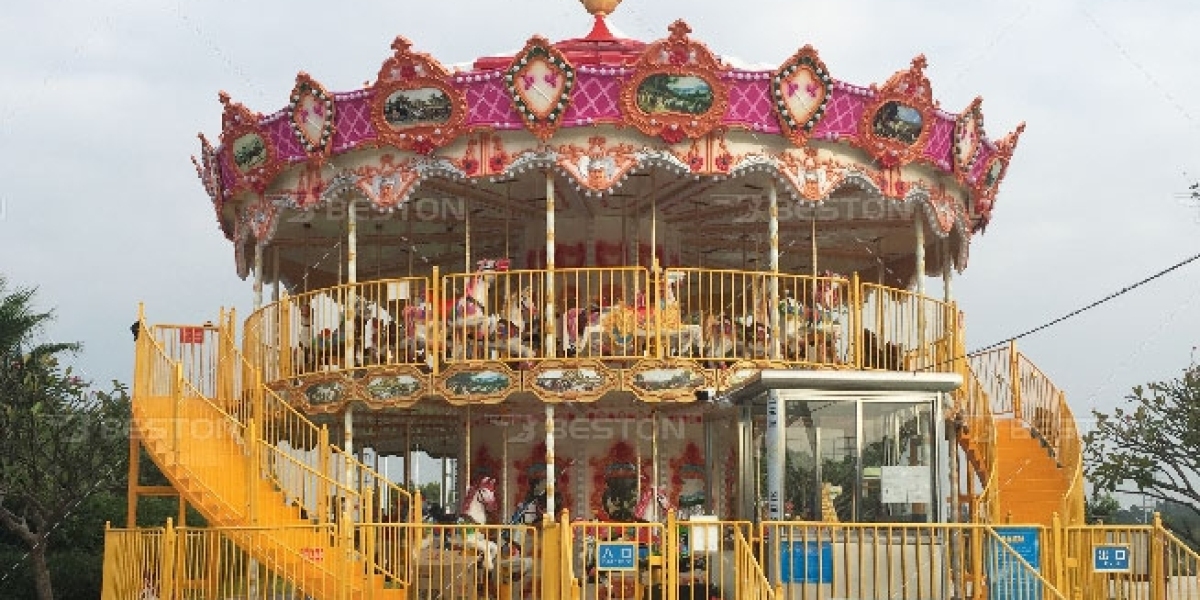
(457, 476), (502, 570)
(447, 259), (509, 360)
(703, 312), (738, 362)
(489, 286), (539, 360)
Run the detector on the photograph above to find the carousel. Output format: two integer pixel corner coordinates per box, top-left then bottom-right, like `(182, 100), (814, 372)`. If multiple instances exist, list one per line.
(111, 2), (1095, 599)
(199, 0), (1021, 528)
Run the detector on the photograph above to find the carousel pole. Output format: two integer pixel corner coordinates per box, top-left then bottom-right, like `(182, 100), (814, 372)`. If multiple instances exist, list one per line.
(502, 419), (510, 521)
(344, 197), (359, 527)
(768, 183), (781, 360)
(544, 169), (557, 518)
(464, 406), (472, 497)
(465, 200), (472, 272)
(271, 247), (280, 303)
(811, 208), (818, 279)
(651, 410), (659, 514)
(942, 238), (953, 302)
(404, 424), (412, 488)
(915, 214), (927, 360)
(253, 242), (265, 310)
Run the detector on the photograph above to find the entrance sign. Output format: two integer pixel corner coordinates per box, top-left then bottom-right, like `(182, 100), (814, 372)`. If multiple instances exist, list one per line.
(596, 541), (638, 571)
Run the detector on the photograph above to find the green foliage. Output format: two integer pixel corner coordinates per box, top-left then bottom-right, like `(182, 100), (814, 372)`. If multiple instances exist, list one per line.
(1085, 364), (1200, 544)
(1085, 491), (1121, 524)
(0, 276), (132, 599)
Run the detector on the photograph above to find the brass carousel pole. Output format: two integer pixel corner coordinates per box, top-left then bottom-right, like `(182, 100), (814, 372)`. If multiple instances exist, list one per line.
(544, 169), (557, 519)
(915, 213), (927, 361)
(464, 406), (471, 502)
(342, 195), (359, 542)
(768, 183), (781, 360)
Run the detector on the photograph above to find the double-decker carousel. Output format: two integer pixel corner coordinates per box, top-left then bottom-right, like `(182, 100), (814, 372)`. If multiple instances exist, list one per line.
(193, 0), (1022, 528)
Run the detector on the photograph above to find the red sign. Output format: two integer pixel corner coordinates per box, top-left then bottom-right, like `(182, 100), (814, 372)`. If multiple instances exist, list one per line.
(300, 547), (324, 562)
(178, 327), (205, 344)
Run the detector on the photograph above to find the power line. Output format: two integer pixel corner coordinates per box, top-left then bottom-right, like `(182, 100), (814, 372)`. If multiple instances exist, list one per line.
(966, 250), (1200, 358)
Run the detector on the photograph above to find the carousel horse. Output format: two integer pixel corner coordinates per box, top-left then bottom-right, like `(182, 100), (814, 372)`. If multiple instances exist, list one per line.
(570, 271), (703, 357)
(457, 476), (502, 570)
(703, 312), (738, 362)
(490, 286), (539, 360)
(447, 259), (509, 359)
(633, 477), (675, 524)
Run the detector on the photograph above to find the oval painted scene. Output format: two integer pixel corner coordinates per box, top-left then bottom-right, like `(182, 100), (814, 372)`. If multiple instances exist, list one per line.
(232, 133), (268, 172)
(872, 101), (923, 145)
(636, 74), (714, 116)
(984, 158), (1006, 189)
(383, 87), (452, 128)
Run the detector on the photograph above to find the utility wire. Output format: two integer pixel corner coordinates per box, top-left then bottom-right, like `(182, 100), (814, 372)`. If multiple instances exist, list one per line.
(965, 250), (1200, 358)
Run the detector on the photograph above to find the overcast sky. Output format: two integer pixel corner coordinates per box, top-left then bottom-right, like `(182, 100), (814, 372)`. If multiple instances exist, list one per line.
(2, 0), (1199, 427)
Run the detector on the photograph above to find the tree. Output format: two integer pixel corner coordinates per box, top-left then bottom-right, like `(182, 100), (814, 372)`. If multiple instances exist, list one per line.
(1084, 363), (1200, 544)
(0, 277), (131, 600)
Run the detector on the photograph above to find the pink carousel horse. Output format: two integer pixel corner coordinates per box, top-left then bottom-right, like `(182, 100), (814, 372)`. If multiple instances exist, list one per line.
(458, 476), (502, 570)
(633, 475), (675, 524)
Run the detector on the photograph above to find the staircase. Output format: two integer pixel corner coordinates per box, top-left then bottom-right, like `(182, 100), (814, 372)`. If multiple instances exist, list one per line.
(129, 318), (408, 600)
(960, 344), (1085, 527)
(992, 418), (1071, 526)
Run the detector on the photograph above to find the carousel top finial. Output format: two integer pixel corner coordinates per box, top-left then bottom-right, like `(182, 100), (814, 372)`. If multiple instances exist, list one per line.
(580, 0), (622, 17)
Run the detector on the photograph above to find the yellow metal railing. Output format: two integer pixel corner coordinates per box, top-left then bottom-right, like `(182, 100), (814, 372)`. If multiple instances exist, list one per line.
(759, 521), (1067, 600)
(1059, 514), (1200, 600)
(120, 515), (1200, 599)
(130, 308), (416, 597)
(240, 267), (964, 381)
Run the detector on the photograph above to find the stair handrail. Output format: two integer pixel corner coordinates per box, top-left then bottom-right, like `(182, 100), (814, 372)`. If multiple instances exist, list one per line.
(1013, 349), (1084, 526)
(223, 321), (415, 527)
(135, 313), (411, 594)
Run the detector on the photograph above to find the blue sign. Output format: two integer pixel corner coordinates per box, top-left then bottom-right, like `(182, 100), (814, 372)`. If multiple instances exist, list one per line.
(779, 541), (832, 584)
(988, 526), (1042, 600)
(596, 542), (638, 571)
(1093, 544), (1131, 573)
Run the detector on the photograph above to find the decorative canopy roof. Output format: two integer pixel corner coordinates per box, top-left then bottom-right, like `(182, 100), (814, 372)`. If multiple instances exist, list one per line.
(193, 1), (1023, 289)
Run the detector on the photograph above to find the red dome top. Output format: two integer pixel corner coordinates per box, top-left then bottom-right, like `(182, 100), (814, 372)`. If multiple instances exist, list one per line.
(473, 14), (646, 70)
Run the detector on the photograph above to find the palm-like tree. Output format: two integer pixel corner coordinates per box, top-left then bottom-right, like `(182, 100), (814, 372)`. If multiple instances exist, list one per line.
(0, 275), (78, 364)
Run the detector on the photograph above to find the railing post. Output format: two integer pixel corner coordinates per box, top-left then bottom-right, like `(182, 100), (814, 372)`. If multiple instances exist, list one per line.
(162, 518), (177, 599)
(431, 266), (440, 376)
(318, 425), (330, 525)
(247, 419), (259, 524)
(173, 364), (184, 464)
(280, 293), (292, 379)
(652, 265), (663, 359)
(851, 272), (862, 369)
(1009, 340), (1022, 421)
(1152, 512), (1166, 599)
(1052, 513), (1065, 593)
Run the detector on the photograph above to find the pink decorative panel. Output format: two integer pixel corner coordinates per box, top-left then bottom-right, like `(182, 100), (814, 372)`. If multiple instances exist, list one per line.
(922, 115), (954, 170)
(332, 93), (376, 152)
(725, 76), (778, 131)
(561, 73), (624, 123)
(462, 77), (523, 129)
(812, 87), (867, 139)
(264, 111), (305, 164)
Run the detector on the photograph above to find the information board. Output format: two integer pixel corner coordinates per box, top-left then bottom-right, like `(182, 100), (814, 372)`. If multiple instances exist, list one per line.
(988, 526), (1042, 600)
(778, 540), (832, 584)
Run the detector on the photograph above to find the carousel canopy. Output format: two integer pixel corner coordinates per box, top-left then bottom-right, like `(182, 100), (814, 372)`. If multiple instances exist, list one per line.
(193, 0), (1022, 291)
